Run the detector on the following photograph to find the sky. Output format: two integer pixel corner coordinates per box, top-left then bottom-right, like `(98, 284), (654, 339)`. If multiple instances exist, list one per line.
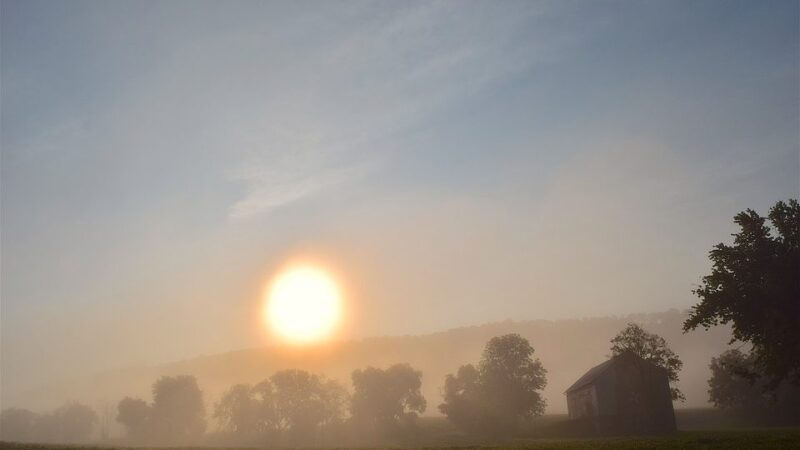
(1, 0), (798, 402)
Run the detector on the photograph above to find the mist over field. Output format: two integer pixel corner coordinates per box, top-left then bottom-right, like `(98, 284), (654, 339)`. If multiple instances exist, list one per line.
(9, 311), (729, 416)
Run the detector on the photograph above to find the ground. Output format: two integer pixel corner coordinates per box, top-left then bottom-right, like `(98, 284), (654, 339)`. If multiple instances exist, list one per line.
(3, 430), (800, 450)
(2, 410), (799, 449)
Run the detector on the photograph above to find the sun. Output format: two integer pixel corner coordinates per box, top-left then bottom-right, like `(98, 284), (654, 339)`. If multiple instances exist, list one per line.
(263, 265), (343, 344)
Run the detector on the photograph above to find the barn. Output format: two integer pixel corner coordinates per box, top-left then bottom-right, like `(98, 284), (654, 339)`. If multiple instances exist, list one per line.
(565, 351), (676, 434)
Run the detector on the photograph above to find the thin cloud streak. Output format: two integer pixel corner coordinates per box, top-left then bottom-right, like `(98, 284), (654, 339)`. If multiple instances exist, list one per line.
(226, 2), (548, 220)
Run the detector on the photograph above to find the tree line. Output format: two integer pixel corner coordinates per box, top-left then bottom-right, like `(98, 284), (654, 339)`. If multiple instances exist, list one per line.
(0, 333), (549, 446)
(1, 199), (797, 444)
(1, 326), (797, 445)
(115, 333), (553, 445)
(0, 327), (700, 445)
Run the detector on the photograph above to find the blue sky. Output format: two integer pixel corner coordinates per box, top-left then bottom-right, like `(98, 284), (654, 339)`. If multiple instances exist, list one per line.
(2, 0), (798, 399)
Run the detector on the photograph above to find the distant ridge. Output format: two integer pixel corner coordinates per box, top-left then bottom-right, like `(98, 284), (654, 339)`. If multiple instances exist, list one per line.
(10, 310), (732, 422)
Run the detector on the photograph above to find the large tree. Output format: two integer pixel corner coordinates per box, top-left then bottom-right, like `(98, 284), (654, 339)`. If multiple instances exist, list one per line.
(439, 334), (547, 435)
(684, 199), (800, 388)
(53, 402), (98, 443)
(708, 349), (767, 410)
(708, 349), (800, 423)
(117, 397), (150, 441)
(213, 379), (281, 438)
(350, 363), (426, 433)
(214, 384), (260, 435)
(269, 370), (346, 443)
(610, 323), (684, 401)
(213, 372), (344, 445)
(251, 379), (281, 434)
(149, 375), (206, 444)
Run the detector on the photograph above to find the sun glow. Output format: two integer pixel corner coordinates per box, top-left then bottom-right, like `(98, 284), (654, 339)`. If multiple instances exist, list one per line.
(264, 265), (343, 344)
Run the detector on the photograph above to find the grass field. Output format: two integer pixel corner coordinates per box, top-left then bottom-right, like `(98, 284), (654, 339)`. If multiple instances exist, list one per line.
(3, 429), (800, 450)
(2, 410), (799, 450)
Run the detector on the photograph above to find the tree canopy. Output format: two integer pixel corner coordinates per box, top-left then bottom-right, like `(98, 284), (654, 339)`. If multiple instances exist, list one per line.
(350, 363), (426, 433)
(610, 323), (684, 401)
(1, 402), (97, 444)
(117, 397), (150, 441)
(684, 199), (800, 388)
(212, 370), (346, 445)
(439, 334), (547, 435)
(214, 384), (261, 436)
(270, 369), (347, 441)
(54, 402), (98, 443)
(708, 349), (800, 423)
(149, 375), (206, 444)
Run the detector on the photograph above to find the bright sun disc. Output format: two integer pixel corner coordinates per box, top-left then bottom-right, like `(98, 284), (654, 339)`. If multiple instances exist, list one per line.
(264, 266), (342, 344)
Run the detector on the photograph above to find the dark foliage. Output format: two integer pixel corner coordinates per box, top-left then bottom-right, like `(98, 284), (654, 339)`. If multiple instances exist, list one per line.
(213, 384), (262, 436)
(149, 375), (206, 444)
(708, 349), (800, 424)
(610, 323), (684, 401)
(212, 370), (346, 446)
(439, 334), (547, 435)
(53, 403), (98, 443)
(684, 199), (800, 388)
(270, 370), (347, 443)
(116, 397), (150, 441)
(350, 363), (426, 435)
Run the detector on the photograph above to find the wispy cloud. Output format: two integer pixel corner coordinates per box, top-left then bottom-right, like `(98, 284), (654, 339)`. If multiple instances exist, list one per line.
(228, 161), (376, 220)
(226, 2), (546, 220)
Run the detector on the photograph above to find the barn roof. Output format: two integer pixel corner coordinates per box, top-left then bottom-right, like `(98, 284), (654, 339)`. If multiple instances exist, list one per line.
(565, 351), (668, 394)
(564, 358), (615, 394)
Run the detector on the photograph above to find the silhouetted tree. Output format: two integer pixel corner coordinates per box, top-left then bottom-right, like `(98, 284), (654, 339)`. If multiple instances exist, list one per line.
(708, 349), (800, 423)
(350, 363), (426, 434)
(23, 402), (97, 443)
(251, 379), (280, 434)
(684, 199), (800, 388)
(709, 349), (767, 409)
(611, 323), (684, 401)
(439, 334), (547, 435)
(212, 372), (345, 445)
(317, 378), (348, 440)
(480, 334), (547, 419)
(116, 397), (150, 441)
(53, 402), (98, 443)
(31, 411), (61, 443)
(0, 408), (38, 442)
(214, 384), (260, 436)
(270, 369), (346, 444)
(149, 375), (206, 444)
(440, 365), (484, 432)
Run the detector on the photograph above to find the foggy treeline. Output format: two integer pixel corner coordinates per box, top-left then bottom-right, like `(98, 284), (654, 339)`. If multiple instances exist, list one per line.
(3, 322), (798, 446)
(7, 311), (731, 415)
(0, 311), (733, 446)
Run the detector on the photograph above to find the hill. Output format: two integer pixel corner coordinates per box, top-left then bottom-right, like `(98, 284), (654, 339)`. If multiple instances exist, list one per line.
(9, 310), (732, 420)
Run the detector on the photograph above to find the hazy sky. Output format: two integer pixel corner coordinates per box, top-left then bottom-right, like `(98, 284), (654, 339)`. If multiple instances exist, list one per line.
(2, 1), (798, 400)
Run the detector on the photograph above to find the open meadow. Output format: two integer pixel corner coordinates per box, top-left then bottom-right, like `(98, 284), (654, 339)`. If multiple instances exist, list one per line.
(3, 410), (800, 450)
(3, 429), (800, 450)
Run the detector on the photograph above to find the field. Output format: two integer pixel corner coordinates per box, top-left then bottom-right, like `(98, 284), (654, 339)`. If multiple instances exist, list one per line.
(2, 410), (799, 450)
(3, 430), (800, 450)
